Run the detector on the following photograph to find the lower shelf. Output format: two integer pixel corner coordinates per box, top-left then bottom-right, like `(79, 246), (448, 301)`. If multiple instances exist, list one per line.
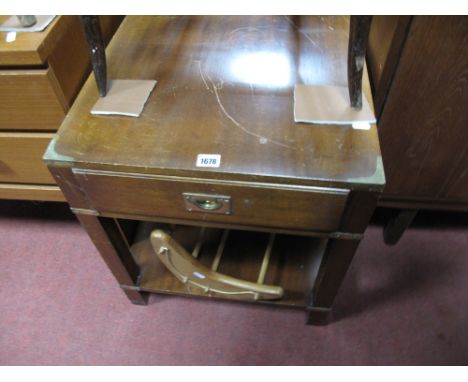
(129, 221), (327, 308)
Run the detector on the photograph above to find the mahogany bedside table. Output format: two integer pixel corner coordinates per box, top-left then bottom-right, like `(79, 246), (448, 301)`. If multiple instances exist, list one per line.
(44, 16), (385, 325)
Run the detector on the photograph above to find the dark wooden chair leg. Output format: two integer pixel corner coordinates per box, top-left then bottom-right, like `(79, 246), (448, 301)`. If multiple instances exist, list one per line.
(348, 15), (372, 109)
(81, 15), (107, 97)
(383, 209), (418, 245)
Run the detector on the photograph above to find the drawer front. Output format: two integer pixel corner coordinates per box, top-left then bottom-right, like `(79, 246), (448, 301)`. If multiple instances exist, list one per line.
(0, 133), (56, 184)
(0, 68), (66, 130)
(0, 184), (64, 202)
(73, 170), (349, 232)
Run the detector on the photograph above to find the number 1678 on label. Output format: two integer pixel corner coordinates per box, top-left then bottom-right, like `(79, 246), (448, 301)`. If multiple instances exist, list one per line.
(196, 154), (221, 168)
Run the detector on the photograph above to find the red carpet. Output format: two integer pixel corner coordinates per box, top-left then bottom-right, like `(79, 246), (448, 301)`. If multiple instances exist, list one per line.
(0, 201), (467, 365)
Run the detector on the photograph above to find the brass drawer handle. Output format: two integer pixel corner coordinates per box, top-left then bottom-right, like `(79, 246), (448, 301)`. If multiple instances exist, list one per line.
(183, 192), (231, 215)
(193, 198), (221, 211)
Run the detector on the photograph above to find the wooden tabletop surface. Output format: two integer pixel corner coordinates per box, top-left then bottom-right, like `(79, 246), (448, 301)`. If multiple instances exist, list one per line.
(45, 16), (384, 190)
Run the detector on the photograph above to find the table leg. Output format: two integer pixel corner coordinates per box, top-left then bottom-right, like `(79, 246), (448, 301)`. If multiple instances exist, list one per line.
(307, 191), (379, 324)
(75, 213), (148, 305)
(48, 166), (147, 304)
(307, 238), (360, 324)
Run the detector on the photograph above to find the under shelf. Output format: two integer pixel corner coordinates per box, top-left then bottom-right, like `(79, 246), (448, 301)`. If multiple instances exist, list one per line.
(129, 221), (327, 308)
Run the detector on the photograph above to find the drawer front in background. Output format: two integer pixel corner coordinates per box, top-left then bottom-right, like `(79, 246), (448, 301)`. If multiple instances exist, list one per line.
(0, 133), (56, 184)
(0, 68), (67, 130)
(73, 170), (349, 232)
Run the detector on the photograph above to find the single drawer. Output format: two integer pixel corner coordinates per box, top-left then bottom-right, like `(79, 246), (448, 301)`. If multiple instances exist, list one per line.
(0, 68), (67, 130)
(73, 169), (349, 232)
(0, 133), (56, 184)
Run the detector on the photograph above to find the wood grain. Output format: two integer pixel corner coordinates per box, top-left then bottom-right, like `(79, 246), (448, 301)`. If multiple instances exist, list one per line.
(131, 222), (326, 308)
(366, 16), (412, 117)
(0, 16), (123, 202)
(0, 16), (122, 67)
(377, 16), (468, 201)
(46, 16), (96, 107)
(72, 169), (349, 233)
(378, 197), (468, 212)
(99, 16), (125, 44)
(0, 15), (63, 65)
(312, 238), (360, 308)
(44, 16), (383, 322)
(0, 132), (56, 184)
(46, 166), (91, 209)
(74, 213), (147, 304)
(45, 16), (384, 191)
(308, 188), (378, 312)
(0, 16), (123, 131)
(0, 67), (67, 130)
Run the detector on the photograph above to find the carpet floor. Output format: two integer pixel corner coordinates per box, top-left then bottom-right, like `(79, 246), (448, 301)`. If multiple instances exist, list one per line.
(0, 201), (467, 365)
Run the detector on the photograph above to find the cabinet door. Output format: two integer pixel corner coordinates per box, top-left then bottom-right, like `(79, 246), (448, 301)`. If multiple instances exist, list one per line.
(377, 16), (468, 202)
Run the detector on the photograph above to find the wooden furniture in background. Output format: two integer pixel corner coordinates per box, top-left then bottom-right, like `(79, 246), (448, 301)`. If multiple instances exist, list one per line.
(367, 16), (468, 244)
(0, 15), (123, 201)
(45, 16), (384, 324)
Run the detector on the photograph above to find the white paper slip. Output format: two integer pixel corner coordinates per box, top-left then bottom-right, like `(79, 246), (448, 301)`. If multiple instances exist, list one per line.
(5, 32), (16, 43)
(196, 154), (221, 168)
(352, 122), (372, 130)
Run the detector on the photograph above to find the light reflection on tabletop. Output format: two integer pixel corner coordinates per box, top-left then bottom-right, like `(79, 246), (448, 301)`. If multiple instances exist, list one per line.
(228, 51), (293, 88)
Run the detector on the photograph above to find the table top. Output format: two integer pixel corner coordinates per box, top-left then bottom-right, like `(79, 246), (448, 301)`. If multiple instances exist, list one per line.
(45, 16), (385, 190)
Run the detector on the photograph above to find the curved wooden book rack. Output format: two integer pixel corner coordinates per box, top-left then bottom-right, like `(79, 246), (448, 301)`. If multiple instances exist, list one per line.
(150, 229), (284, 301)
